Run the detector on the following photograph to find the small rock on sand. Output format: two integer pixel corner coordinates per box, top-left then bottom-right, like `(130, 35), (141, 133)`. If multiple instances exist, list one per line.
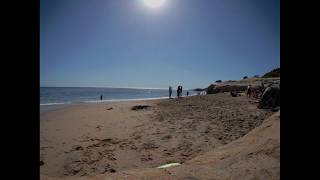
(72, 145), (83, 151)
(161, 135), (172, 140)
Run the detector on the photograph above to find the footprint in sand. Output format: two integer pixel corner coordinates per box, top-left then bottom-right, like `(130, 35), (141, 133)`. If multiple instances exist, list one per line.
(141, 142), (159, 150)
(96, 125), (103, 131)
(141, 154), (153, 161)
(161, 135), (172, 140)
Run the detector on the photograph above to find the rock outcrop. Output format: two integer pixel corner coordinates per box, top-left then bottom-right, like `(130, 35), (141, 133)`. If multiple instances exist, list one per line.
(206, 77), (280, 94)
(207, 84), (247, 94)
(262, 68), (280, 78)
(258, 85), (280, 109)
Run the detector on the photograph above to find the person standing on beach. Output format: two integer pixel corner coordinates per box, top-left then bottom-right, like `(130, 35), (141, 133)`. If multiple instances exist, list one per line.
(169, 86), (172, 98)
(187, 91), (189, 96)
(100, 95), (103, 101)
(246, 85), (252, 97)
(177, 86), (180, 97)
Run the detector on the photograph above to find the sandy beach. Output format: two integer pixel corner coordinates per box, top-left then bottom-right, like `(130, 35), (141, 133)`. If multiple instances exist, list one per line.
(40, 93), (276, 179)
(39, 0), (280, 178)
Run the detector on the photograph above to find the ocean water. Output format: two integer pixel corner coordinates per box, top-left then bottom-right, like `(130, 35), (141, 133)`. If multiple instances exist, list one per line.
(40, 87), (196, 106)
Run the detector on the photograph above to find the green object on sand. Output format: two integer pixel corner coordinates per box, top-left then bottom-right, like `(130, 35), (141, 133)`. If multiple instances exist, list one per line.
(157, 163), (181, 169)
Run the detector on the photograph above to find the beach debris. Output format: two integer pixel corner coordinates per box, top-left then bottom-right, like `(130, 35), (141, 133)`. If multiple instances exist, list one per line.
(107, 107), (113, 110)
(131, 105), (151, 110)
(40, 160), (44, 166)
(157, 163), (181, 169)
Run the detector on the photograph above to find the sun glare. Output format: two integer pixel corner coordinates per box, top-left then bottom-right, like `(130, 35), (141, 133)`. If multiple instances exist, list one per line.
(143, 0), (166, 8)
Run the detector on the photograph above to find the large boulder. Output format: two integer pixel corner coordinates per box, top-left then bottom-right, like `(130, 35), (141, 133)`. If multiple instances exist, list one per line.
(206, 84), (217, 94)
(258, 85), (280, 109)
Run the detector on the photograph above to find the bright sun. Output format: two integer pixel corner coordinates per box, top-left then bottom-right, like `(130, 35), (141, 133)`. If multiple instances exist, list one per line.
(143, 0), (166, 8)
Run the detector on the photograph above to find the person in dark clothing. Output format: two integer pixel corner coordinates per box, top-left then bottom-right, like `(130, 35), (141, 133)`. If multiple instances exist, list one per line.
(177, 86), (182, 97)
(246, 85), (252, 97)
(169, 86), (172, 98)
(187, 91), (189, 96)
(100, 95), (103, 101)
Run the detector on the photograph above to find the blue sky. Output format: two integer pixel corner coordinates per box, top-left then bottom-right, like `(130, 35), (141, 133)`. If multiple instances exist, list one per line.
(40, 0), (280, 89)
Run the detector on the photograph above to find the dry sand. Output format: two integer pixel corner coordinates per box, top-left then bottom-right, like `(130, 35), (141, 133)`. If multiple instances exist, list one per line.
(40, 93), (277, 179)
